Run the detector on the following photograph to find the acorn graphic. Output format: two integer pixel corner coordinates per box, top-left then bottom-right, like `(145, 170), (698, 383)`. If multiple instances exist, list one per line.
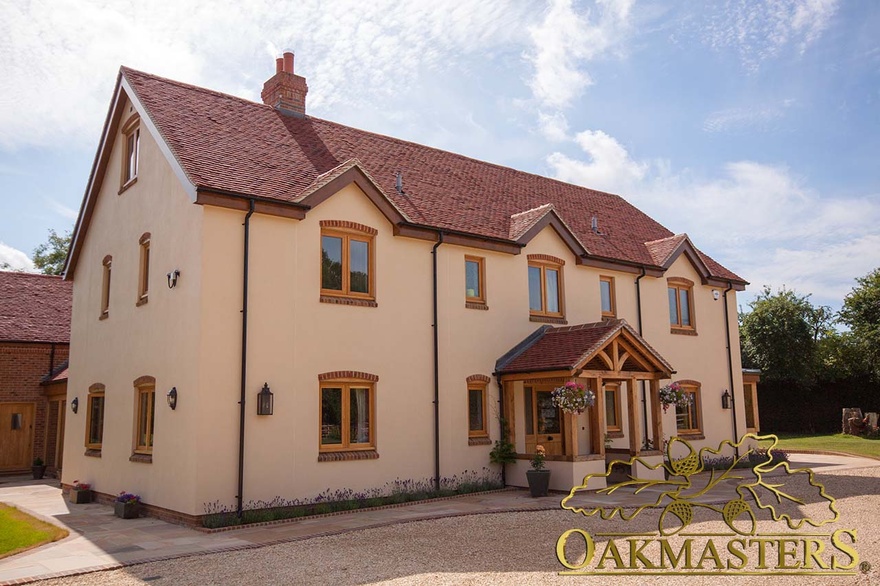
(722, 498), (756, 535)
(659, 499), (694, 535)
(667, 437), (703, 478)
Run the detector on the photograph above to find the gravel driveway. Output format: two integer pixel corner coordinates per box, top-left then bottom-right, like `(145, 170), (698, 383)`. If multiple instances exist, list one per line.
(35, 466), (880, 586)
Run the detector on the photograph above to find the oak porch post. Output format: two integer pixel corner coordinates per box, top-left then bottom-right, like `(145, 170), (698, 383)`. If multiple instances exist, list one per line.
(649, 378), (663, 450)
(627, 377), (641, 456)
(591, 377), (605, 456)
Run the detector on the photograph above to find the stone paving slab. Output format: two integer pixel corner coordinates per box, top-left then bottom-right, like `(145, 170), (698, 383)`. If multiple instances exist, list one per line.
(0, 452), (875, 585)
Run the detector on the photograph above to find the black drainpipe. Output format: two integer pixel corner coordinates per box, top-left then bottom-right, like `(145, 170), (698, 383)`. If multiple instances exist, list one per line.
(431, 232), (444, 491)
(635, 267), (649, 447)
(237, 199), (255, 518)
(494, 373), (507, 487)
(48, 342), (56, 377)
(722, 281), (739, 456)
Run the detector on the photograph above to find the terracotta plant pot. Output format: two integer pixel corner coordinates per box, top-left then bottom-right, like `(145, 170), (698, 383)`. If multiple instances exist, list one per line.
(526, 469), (551, 497)
(114, 501), (140, 519)
(69, 489), (92, 504)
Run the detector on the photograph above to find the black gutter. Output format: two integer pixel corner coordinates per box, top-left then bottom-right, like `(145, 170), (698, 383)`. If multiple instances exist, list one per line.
(237, 199), (255, 518)
(635, 268), (649, 448)
(48, 342), (56, 378)
(431, 232), (444, 492)
(722, 281), (739, 456)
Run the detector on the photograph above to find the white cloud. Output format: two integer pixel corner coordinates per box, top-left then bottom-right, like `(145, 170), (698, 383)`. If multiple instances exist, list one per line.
(0, 0), (532, 149)
(0, 242), (35, 272)
(701, 0), (839, 71)
(45, 198), (79, 220)
(537, 111), (570, 141)
(545, 128), (880, 307)
(703, 99), (795, 133)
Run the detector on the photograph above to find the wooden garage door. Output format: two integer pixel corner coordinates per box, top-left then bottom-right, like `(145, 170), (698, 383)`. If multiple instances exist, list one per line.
(0, 403), (35, 471)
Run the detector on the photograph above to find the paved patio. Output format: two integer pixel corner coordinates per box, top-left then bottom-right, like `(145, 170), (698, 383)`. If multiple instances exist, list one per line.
(0, 452), (876, 585)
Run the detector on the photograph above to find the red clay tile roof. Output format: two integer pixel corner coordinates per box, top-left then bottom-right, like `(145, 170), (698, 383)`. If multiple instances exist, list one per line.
(41, 360), (69, 384)
(0, 272), (72, 343)
(498, 319), (674, 374)
(122, 67), (744, 283)
(645, 234), (688, 267)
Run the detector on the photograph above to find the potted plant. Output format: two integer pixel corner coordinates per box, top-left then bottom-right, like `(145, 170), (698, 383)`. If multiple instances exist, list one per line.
(69, 480), (92, 504)
(526, 445), (550, 497)
(114, 492), (141, 519)
(31, 457), (47, 480)
(551, 381), (595, 415)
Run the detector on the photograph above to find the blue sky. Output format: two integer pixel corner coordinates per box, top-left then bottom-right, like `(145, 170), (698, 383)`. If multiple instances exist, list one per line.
(1, 0), (877, 311)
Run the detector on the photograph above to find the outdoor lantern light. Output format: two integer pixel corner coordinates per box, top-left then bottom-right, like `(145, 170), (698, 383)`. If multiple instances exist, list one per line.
(167, 387), (178, 410)
(257, 383), (274, 415)
(71, 397), (79, 414)
(721, 389), (732, 410)
(167, 269), (181, 289)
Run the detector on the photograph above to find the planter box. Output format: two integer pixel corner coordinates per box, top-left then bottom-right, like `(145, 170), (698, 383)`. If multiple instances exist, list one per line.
(69, 489), (92, 504)
(526, 469), (551, 497)
(31, 465), (46, 480)
(114, 501), (140, 519)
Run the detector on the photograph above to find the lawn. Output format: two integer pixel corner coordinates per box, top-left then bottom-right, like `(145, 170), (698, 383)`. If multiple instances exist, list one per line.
(0, 504), (68, 559)
(774, 433), (880, 459)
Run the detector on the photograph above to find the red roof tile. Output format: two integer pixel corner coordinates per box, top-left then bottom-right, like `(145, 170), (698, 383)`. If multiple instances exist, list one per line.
(0, 272), (72, 343)
(121, 68), (744, 283)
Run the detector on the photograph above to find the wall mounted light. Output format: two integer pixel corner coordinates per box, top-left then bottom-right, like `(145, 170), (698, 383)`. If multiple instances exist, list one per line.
(167, 269), (181, 289)
(721, 389), (732, 410)
(167, 387), (178, 410)
(712, 290), (721, 301)
(257, 383), (274, 415)
(71, 397), (79, 414)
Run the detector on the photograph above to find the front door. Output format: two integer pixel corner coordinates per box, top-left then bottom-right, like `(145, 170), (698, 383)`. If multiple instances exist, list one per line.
(0, 402), (35, 471)
(524, 386), (565, 455)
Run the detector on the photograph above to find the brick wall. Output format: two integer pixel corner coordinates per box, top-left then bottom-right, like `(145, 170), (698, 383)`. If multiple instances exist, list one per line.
(0, 341), (69, 469)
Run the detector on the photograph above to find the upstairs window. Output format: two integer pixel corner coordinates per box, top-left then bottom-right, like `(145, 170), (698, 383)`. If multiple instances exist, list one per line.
(137, 233), (150, 305)
(600, 276), (616, 318)
(528, 255), (565, 319)
(100, 255), (112, 319)
(465, 256), (486, 307)
(320, 221), (376, 303)
(121, 115), (140, 189)
(668, 277), (695, 333)
(85, 384), (105, 451)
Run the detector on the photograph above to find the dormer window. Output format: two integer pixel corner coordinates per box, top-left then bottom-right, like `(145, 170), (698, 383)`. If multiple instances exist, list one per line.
(527, 254), (565, 322)
(668, 277), (696, 334)
(137, 233), (150, 306)
(320, 221), (377, 306)
(120, 115), (140, 191)
(600, 276), (616, 318)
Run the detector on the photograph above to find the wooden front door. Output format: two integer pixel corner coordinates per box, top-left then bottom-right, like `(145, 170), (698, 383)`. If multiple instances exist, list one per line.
(524, 386), (565, 456)
(0, 403), (35, 471)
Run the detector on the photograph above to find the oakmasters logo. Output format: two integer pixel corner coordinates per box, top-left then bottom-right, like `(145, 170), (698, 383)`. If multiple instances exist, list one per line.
(555, 434), (863, 577)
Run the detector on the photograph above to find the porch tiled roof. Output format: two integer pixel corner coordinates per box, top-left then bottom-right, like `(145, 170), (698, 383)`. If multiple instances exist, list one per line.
(120, 68), (744, 283)
(0, 271), (72, 343)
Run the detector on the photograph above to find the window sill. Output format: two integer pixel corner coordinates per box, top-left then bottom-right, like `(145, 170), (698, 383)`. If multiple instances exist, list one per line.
(601, 314), (617, 320)
(530, 315), (567, 325)
(320, 295), (377, 308)
(136, 296), (148, 307)
(468, 436), (492, 446)
(670, 327), (698, 336)
(318, 449), (379, 462)
(84, 448), (102, 458)
(675, 432), (704, 440)
(129, 453), (153, 464)
(465, 301), (489, 311)
(605, 431), (624, 439)
(118, 177), (137, 195)
(99, 312), (109, 321)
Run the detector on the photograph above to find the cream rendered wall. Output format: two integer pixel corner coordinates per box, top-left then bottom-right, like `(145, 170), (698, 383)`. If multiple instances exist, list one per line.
(64, 96), (204, 514)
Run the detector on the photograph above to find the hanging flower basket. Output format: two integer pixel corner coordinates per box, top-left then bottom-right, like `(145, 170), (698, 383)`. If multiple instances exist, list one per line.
(551, 381), (595, 415)
(659, 382), (691, 413)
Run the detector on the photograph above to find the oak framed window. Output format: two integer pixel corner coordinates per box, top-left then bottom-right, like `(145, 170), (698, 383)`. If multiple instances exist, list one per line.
(468, 383), (488, 438)
(100, 255), (112, 319)
(668, 277), (696, 333)
(134, 376), (156, 455)
(85, 384), (105, 451)
(675, 381), (702, 435)
(120, 115), (140, 190)
(320, 379), (375, 452)
(604, 382), (622, 432)
(465, 255), (486, 307)
(600, 276), (616, 318)
(527, 255), (565, 319)
(137, 233), (150, 306)
(320, 222), (376, 303)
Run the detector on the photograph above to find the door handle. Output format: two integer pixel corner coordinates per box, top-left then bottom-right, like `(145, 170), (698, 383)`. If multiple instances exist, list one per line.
(547, 436), (554, 441)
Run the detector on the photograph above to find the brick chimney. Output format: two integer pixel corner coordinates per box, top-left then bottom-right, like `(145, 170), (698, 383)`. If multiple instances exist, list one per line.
(261, 51), (308, 117)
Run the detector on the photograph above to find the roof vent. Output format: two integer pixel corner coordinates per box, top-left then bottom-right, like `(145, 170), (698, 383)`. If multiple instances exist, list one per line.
(591, 216), (599, 233)
(261, 50), (309, 117)
(395, 172), (403, 194)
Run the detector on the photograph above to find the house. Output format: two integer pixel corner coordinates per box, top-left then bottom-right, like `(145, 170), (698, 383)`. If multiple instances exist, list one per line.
(0, 271), (71, 476)
(61, 52), (752, 524)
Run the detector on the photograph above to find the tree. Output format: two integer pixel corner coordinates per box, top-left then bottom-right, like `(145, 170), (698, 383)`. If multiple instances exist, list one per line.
(739, 287), (834, 383)
(838, 268), (880, 379)
(32, 229), (72, 276)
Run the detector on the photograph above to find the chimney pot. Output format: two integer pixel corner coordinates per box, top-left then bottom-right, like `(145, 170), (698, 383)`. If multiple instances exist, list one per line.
(261, 52), (309, 116)
(283, 51), (294, 73)
(275, 57), (283, 74)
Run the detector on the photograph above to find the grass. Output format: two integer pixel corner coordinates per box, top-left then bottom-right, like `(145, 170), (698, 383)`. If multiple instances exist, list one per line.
(774, 432), (880, 459)
(0, 504), (68, 559)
